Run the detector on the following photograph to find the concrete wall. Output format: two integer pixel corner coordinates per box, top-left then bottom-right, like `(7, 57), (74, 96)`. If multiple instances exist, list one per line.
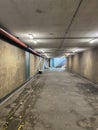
(67, 47), (98, 83)
(0, 39), (42, 99)
(30, 54), (35, 77)
(34, 55), (39, 74)
(40, 58), (45, 70)
(0, 39), (26, 98)
(30, 54), (40, 77)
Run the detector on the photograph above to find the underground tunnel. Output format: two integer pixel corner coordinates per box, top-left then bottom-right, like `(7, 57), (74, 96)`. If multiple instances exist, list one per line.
(0, 0), (98, 130)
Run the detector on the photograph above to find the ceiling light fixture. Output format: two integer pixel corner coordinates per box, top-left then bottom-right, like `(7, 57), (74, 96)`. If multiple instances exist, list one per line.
(66, 53), (71, 57)
(73, 49), (78, 53)
(29, 34), (34, 39)
(33, 40), (37, 44)
(89, 39), (97, 44)
(40, 49), (44, 53)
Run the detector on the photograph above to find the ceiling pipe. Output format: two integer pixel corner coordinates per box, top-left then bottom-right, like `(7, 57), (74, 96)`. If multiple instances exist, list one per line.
(0, 28), (43, 57)
(0, 28), (27, 48)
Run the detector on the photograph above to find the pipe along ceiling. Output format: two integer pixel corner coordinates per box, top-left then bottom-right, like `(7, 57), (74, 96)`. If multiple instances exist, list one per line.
(0, 28), (45, 58)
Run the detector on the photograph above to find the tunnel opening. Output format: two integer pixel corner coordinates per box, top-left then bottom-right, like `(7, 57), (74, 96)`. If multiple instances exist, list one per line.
(49, 56), (67, 71)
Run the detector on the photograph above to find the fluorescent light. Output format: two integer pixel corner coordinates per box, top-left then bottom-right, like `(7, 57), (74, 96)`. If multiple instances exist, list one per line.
(34, 40), (37, 44)
(40, 49), (44, 53)
(73, 50), (78, 53)
(29, 34), (34, 39)
(66, 53), (71, 56)
(90, 39), (97, 44)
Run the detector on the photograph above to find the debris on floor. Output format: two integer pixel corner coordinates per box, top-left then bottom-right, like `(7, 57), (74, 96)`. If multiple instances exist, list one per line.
(0, 71), (98, 130)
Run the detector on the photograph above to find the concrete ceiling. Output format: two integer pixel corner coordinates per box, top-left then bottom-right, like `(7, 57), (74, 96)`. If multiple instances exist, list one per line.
(0, 0), (98, 58)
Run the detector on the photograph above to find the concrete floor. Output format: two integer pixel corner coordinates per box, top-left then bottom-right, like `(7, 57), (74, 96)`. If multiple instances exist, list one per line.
(0, 71), (98, 130)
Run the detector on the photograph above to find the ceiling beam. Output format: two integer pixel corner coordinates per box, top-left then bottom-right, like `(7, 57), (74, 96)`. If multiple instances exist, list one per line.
(34, 37), (97, 40)
(59, 0), (84, 48)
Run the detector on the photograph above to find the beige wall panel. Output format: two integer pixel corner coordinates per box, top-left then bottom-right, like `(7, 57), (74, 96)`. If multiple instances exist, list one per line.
(67, 48), (98, 83)
(0, 40), (26, 98)
(30, 54), (35, 77)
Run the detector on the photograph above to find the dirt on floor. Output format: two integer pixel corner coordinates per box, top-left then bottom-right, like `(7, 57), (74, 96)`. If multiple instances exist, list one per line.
(0, 71), (98, 130)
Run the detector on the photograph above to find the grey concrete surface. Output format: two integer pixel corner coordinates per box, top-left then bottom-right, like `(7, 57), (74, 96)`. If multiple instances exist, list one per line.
(1, 0), (98, 57)
(0, 39), (26, 99)
(0, 71), (98, 130)
(67, 47), (98, 83)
